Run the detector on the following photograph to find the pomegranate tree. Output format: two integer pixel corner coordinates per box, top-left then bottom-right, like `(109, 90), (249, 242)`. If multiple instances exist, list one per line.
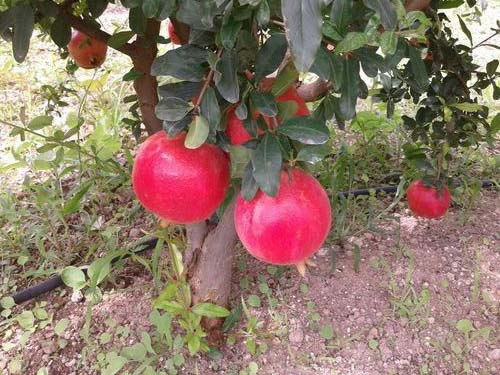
(1, 0), (497, 354)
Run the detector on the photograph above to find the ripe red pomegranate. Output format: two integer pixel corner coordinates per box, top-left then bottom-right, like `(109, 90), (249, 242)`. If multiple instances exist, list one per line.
(406, 180), (451, 219)
(235, 168), (332, 265)
(132, 131), (230, 224)
(405, 0), (431, 12)
(67, 30), (107, 69)
(168, 22), (182, 45)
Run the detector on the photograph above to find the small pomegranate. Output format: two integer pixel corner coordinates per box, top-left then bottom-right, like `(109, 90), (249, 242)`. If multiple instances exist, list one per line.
(235, 168), (332, 265)
(406, 180), (451, 219)
(132, 131), (230, 224)
(168, 22), (182, 45)
(405, 0), (431, 12)
(226, 107), (263, 146)
(67, 30), (107, 69)
(226, 84), (309, 145)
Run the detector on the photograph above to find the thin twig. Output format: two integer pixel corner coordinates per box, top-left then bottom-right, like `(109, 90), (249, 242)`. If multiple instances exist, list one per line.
(471, 29), (500, 50)
(194, 49), (224, 108)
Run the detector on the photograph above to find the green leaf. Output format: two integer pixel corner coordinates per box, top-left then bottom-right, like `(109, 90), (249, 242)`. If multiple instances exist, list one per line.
(456, 319), (474, 334)
(200, 87), (221, 130)
(486, 59), (499, 77)
(88, 0), (109, 18)
(368, 339), (379, 350)
(256, 0), (270, 26)
(252, 133), (282, 197)
(220, 19), (242, 50)
(0, 296), (15, 309)
(457, 15), (472, 46)
(185, 116), (209, 149)
(103, 353), (127, 375)
(12, 4), (35, 63)
(88, 258), (111, 286)
(335, 32), (369, 53)
(63, 180), (92, 215)
(177, 0), (216, 31)
(364, 0), (397, 30)
(247, 295), (261, 308)
(449, 102), (485, 112)
(222, 303), (242, 332)
(142, 0), (160, 18)
(408, 46), (429, 92)
(271, 63), (299, 96)
(320, 324), (334, 340)
(158, 81), (202, 101)
(107, 31), (135, 49)
(187, 335), (201, 355)
(279, 117), (329, 145)
(330, 0), (352, 34)
(157, 0), (176, 20)
(215, 50), (239, 103)
(282, 0), (323, 72)
(380, 31), (398, 55)
(250, 91), (277, 117)
(121, 343), (147, 361)
(192, 303), (230, 318)
(339, 58), (359, 120)
(322, 20), (343, 41)
(241, 161), (259, 200)
(277, 100), (299, 122)
(16, 310), (35, 330)
(54, 318), (70, 336)
(155, 97), (193, 121)
(129, 7), (147, 34)
(61, 266), (86, 290)
(28, 115), (53, 131)
(0, 9), (14, 36)
(296, 144), (330, 164)
(50, 17), (71, 48)
(255, 33), (288, 81)
(152, 45), (208, 82)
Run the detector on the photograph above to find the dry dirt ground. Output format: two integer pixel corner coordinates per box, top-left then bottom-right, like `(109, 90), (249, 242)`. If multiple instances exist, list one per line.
(1, 190), (498, 375)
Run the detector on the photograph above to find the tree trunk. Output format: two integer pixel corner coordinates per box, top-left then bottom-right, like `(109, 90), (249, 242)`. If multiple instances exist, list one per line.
(186, 197), (239, 342)
(131, 20), (163, 135)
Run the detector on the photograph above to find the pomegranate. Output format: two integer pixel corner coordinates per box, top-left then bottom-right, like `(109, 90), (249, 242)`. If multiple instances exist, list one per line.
(235, 168), (332, 265)
(132, 131), (230, 224)
(405, 0), (431, 12)
(67, 30), (107, 69)
(406, 180), (451, 219)
(226, 107), (263, 146)
(226, 83), (309, 145)
(168, 22), (182, 45)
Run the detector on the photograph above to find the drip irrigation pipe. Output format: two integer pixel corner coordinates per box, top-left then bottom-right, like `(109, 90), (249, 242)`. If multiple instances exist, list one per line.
(4, 179), (496, 305)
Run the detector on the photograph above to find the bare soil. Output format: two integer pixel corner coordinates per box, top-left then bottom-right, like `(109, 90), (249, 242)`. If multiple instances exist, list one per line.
(2, 190), (498, 375)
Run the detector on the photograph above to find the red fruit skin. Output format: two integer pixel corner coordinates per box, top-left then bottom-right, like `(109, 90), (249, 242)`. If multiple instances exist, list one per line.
(168, 22), (182, 45)
(235, 168), (332, 265)
(67, 31), (107, 69)
(132, 132), (230, 224)
(277, 85), (310, 116)
(226, 107), (264, 146)
(406, 180), (451, 219)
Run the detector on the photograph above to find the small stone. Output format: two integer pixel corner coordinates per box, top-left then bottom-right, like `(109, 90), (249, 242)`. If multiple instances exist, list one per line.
(368, 328), (378, 339)
(488, 349), (500, 361)
(428, 317), (435, 325)
(71, 290), (84, 303)
(289, 328), (304, 344)
(129, 228), (141, 239)
(42, 341), (58, 354)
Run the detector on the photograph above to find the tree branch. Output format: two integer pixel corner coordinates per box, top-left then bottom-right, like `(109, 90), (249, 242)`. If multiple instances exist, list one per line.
(296, 79), (333, 102)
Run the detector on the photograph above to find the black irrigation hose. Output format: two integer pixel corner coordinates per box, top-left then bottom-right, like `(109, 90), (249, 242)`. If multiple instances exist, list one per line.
(9, 237), (159, 305)
(5, 179), (496, 305)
